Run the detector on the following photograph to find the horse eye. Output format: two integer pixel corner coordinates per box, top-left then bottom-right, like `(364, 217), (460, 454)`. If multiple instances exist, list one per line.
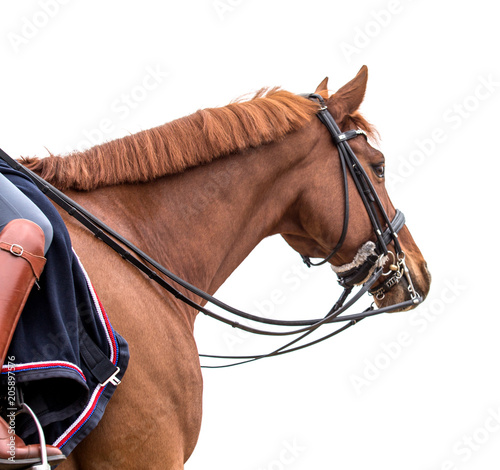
(372, 164), (385, 178)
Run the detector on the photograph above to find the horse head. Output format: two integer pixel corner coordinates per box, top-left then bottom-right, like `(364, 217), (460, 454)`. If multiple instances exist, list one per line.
(280, 66), (431, 310)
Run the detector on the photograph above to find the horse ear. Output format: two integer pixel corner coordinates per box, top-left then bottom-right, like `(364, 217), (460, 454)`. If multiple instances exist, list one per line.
(315, 77), (329, 94)
(330, 65), (368, 114)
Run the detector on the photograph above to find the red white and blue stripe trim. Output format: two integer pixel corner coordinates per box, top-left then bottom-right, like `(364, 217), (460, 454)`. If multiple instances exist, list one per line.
(52, 254), (120, 449)
(1, 361), (86, 381)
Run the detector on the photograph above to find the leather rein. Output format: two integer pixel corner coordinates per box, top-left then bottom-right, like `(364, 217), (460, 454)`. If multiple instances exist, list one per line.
(0, 94), (421, 369)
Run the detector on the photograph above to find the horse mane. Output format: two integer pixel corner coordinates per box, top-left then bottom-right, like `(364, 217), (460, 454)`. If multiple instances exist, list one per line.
(22, 88), (375, 191)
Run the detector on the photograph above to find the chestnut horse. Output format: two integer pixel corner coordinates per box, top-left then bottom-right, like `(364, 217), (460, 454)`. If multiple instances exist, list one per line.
(23, 66), (430, 469)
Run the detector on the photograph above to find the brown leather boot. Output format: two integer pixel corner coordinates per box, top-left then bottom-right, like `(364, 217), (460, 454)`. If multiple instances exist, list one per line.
(0, 219), (65, 468)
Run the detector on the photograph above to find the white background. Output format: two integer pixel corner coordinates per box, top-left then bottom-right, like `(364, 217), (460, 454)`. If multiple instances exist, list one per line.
(1, 1), (499, 469)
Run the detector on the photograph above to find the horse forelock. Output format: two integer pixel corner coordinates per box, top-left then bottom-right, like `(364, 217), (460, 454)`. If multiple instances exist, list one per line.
(21, 87), (377, 191)
(343, 112), (379, 143)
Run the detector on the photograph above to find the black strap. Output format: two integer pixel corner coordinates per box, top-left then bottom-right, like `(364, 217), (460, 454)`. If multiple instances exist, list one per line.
(337, 254), (380, 288)
(78, 315), (121, 387)
(303, 94), (404, 264)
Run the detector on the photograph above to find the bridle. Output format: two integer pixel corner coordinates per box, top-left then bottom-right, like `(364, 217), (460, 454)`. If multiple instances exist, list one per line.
(0, 94), (421, 369)
(299, 93), (419, 302)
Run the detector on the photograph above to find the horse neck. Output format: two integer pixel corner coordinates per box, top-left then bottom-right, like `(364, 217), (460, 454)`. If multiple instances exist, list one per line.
(113, 125), (316, 312)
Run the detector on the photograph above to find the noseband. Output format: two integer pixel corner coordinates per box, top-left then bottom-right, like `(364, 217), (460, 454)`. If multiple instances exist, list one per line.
(299, 94), (418, 302)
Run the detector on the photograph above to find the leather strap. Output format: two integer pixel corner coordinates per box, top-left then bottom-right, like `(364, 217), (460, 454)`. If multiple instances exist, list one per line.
(338, 254), (380, 288)
(0, 241), (46, 280)
(382, 210), (405, 246)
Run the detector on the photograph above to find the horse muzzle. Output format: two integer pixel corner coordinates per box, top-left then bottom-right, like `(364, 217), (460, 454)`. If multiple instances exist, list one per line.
(370, 254), (431, 311)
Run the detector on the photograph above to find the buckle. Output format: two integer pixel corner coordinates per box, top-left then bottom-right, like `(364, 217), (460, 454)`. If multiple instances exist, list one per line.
(10, 244), (24, 257)
(101, 367), (121, 387)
